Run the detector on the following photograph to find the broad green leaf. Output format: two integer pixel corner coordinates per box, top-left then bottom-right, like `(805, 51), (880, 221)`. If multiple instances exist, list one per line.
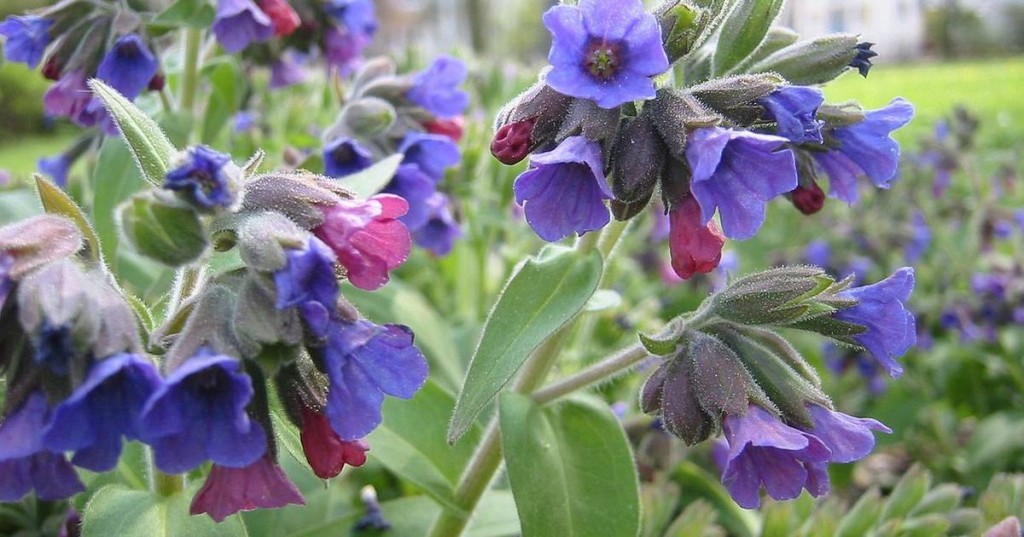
(92, 136), (141, 263)
(35, 175), (101, 262)
(89, 79), (177, 187)
(584, 288), (621, 312)
(81, 485), (247, 537)
(148, 0), (216, 34)
(879, 465), (931, 522)
(335, 154), (403, 198)
(368, 380), (481, 511)
(499, 394), (640, 537)
(712, 0), (785, 76)
(448, 247), (602, 443)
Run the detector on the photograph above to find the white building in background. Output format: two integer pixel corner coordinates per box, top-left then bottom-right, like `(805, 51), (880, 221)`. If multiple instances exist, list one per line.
(781, 0), (927, 61)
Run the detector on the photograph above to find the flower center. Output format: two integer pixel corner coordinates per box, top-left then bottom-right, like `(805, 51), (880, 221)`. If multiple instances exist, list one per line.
(583, 40), (622, 81)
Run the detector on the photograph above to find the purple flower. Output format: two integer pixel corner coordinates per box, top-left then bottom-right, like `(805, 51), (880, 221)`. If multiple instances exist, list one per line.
(406, 55), (469, 118)
(904, 211), (930, 263)
(164, 145), (240, 210)
(139, 351), (267, 473)
(43, 70), (100, 127)
(269, 50), (308, 89)
(321, 319), (428, 440)
(513, 135), (612, 242)
(38, 154), (70, 188)
(33, 320), (76, 375)
(326, 0), (378, 36)
(814, 98), (914, 204)
(685, 127), (798, 240)
(233, 111), (257, 133)
(836, 267), (916, 378)
(0, 16), (52, 69)
(212, 0), (274, 53)
(720, 405), (831, 509)
(758, 86), (825, 144)
(412, 193), (462, 256)
(849, 42), (877, 77)
(0, 253), (12, 310)
(275, 238), (338, 336)
(384, 164), (437, 230)
(0, 392), (85, 501)
(804, 240), (830, 268)
(398, 132), (460, 181)
(542, 0), (668, 108)
(803, 405), (890, 463)
(190, 455), (304, 522)
(96, 34), (158, 100)
(324, 25), (370, 76)
(324, 137), (374, 178)
(42, 354), (162, 471)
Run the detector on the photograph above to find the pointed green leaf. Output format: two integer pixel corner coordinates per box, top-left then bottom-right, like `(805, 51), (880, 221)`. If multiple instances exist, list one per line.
(879, 465), (932, 523)
(448, 247), (602, 443)
(81, 485), (248, 537)
(88, 79), (177, 186)
(638, 331), (679, 356)
(499, 394), (640, 537)
(34, 175), (101, 262)
(712, 0), (786, 76)
(335, 153), (404, 199)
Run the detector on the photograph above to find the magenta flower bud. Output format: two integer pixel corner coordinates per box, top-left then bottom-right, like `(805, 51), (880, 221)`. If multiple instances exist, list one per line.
(491, 117), (537, 165)
(789, 181), (826, 215)
(668, 196), (725, 280)
(299, 405), (369, 479)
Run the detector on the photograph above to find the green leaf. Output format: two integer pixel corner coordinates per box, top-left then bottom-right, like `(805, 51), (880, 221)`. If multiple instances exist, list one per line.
(88, 79), (177, 187)
(712, 0), (786, 76)
(335, 154), (403, 199)
(447, 247), (602, 443)
(148, 0), (216, 34)
(368, 380), (482, 511)
(879, 464), (931, 523)
(499, 394), (640, 537)
(0, 189), (42, 224)
(81, 485), (248, 537)
(638, 331), (679, 356)
(673, 460), (760, 537)
(201, 59), (244, 144)
(584, 289), (621, 312)
(34, 175), (102, 262)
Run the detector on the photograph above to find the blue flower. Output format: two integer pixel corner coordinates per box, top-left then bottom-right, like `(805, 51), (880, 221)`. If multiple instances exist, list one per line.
(0, 253), (12, 310)
(275, 238), (339, 336)
(326, 0), (378, 37)
(406, 55), (469, 118)
(412, 193), (462, 256)
(686, 127), (798, 240)
(804, 240), (830, 268)
(758, 86), (825, 144)
(140, 350), (267, 473)
(233, 111), (257, 133)
(321, 320), (428, 440)
(803, 404), (890, 463)
(38, 154), (70, 188)
(42, 354), (162, 471)
(813, 98), (914, 204)
(383, 164), (437, 231)
(542, 0), (668, 108)
(0, 16), (52, 69)
(836, 267), (916, 378)
(904, 211), (930, 263)
(212, 0), (274, 53)
(269, 50), (308, 89)
(849, 42), (877, 77)
(33, 320), (75, 375)
(96, 34), (158, 100)
(720, 405), (831, 509)
(164, 145), (241, 210)
(0, 392), (85, 501)
(398, 132), (460, 182)
(324, 137), (374, 178)
(513, 135), (612, 242)
(324, 25), (370, 76)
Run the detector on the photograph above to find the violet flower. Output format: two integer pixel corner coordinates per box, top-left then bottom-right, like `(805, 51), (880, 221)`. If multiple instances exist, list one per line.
(320, 319), (428, 440)
(324, 137), (373, 178)
(0, 15), (52, 68)
(720, 405), (831, 509)
(803, 404), (891, 463)
(685, 127), (798, 240)
(212, 0), (274, 53)
(758, 86), (825, 144)
(324, 24), (370, 76)
(139, 350), (267, 473)
(513, 135), (612, 242)
(96, 34), (158, 100)
(398, 132), (461, 181)
(190, 456), (304, 522)
(274, 237), (339, 336)
(849, 42), (877, 77)
(164, 145), (241, 210)
(269, 50), (308, 89)
(835, 267), (916, 378)
(383, 164), (437, 231)
(406, 55), (469, 118)
(0, 392), (85, 501)
(38, 154), (70, 188)
(542, 0), (668, 108)
(412, 192), (462, 256)
(43, 354), (162, 472)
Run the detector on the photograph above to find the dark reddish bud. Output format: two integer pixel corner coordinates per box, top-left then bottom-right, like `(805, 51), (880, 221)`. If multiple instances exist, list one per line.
(790, 181), (825, 215)
(490, 117), (537, 165)
(148, 73), (166, 91)
(669, 196), (725, 279)
(259, 0), (301, 37)
(425, 116), (465, 142)
(299, 405), (370, 479)
(42, 56), (64, 81)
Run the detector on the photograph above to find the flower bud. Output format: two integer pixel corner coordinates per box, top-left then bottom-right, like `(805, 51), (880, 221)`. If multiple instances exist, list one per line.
(654, 0), (700, 62)
(351, 57), (397, 94)
(491, 118), (537, 165)
(233, 274), (303, 358)
(747, 33), (867, 86)
(118, 192), (208, 267)
(668, 196), (724, 279)
(234, 211), (309, 272)
(641, 356), (714, 445)
(258, 0), (301, 36)
(611, 111), (665, 203)
(0, 215), (82, 279)
(649, 89), (720, 158)
(688, 74), (783, 114)
(492, 80), (573, 164)
(789, 181), (825, 215)
(241, 172), (345, 230)
(610, 191), (653, 222)
(556, 98), (621, 143)
(337, 97), (396, 138)
(712, 266), (835, 326)
(425, 116), (465, 142)
(164, 146), (243, 213)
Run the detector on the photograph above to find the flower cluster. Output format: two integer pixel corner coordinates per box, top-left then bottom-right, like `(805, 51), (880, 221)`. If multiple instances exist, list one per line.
(320, 55), (469, 256)
(489, 0), (913, 282)
(638, 266), (915, 507)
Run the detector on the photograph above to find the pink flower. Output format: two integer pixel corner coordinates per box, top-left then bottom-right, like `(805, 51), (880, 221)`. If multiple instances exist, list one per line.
(190, 456), (304, 522)
(313, 194), (411, 290)
(300, 405), (369, 479)
(668, 196), (725, 279)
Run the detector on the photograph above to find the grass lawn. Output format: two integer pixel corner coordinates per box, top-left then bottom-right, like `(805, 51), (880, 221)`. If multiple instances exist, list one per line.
(825, 56), (1024, 150)
(0, 131), (78, 181)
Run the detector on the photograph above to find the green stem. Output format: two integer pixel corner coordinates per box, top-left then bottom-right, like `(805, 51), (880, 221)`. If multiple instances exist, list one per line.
(178, 28), (202, 117)
(148, 446), (184, 496)
(532, 342), (648, 405)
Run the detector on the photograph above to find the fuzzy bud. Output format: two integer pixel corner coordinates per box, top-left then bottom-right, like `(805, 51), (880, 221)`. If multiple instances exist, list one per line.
(118, 192), (208, 267)
(241, 172), (345, 230)
(649, 89), (720, 158)
(712, 266), (836, 326)
(0, 215), (82, 279)
(611, 111), (665, 203)
(789, 181), (825, 215)
(338, 97), (396, 139)
(668, 196), (725, 279)
(492, 79), (573, 164)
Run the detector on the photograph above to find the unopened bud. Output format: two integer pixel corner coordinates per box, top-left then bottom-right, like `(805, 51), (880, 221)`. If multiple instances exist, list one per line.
(492, 79), (573, 163)
(425, 116), (465, 142)
(338, 97), (396, 138)
(556, 98), (620, 142)
(689, 73), (783, 112)
(0, 215), (82, 279)
(118, 192), (208, 267)
(241, 172), (344, 230)
(649, 89), (720, 157)
(351, 57), (397, 93)
(233, 275), (303, 357)
(790, 181), (825, 215)
(642, 356), (714, 445)
(491, 117), (537, 165)
(748, 33), (865, 86)
(234, 211), (309, 272)
(654, 0), (701, 62)
(668, 196), (724, 279)
(611, 111), (665, 203)
(712, 266), (835, 326)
